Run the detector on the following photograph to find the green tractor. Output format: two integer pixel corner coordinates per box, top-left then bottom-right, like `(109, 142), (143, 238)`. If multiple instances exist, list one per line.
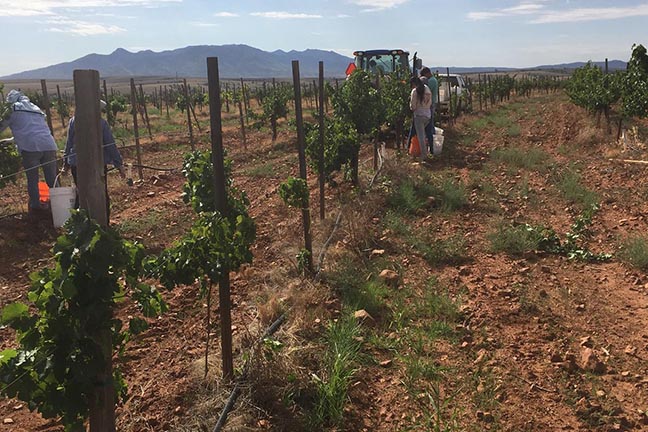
(346, 49), (421, 76)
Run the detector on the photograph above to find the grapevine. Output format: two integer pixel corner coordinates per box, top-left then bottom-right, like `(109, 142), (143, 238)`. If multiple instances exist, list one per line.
(619, 44), (648, 123)
(305, 117), (359, 184)
(380, 71), (411, 146)
(278, 176), (309, 209)
(261, 86), (291, 141)
(0, 211), (166, 430)
(148, 149), (256, 289)
(566, 62), (620, 125)
(0, 84), (22, 188)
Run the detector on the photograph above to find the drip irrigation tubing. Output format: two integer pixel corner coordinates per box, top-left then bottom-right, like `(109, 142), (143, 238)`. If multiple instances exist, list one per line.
(130, 164), (179, 172)
(0, 212), (22, 221)
(314, 210), (343, 280)
(212, 313), (286, 432)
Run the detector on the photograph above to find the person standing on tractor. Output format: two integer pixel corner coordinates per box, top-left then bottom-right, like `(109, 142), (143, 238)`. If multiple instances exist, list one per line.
(0, 90), (59, 213)
(420, 67), (438, 154)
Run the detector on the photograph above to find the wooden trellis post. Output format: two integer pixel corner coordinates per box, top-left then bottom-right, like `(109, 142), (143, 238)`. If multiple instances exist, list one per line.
(56, 84), (66, 129)
(206, 57), (234, 381)
(40, 80), (54, 136)
(183, 78), (195, 151)
(73, 69), (114, 432)
(238, 88), (247, 150)
(129, 78), (144, 179)
(138, 84), (153, 140)
(291, 60), (313, 273)
(318, 61), (325, 221)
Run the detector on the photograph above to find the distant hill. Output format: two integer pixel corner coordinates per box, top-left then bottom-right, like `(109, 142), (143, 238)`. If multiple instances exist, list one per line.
(1, 44), (628, 80)
(535, 60), (627, 71)
(425, 60), (626, 75)
(426, 66), (519, 74)
(1, 45), (354, 80)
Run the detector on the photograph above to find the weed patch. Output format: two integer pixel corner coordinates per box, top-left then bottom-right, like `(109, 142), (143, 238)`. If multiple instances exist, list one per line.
(310, 315), (362, 428)
(418, 235), (468, 267)
(326, 257), (390, 318)
(434, 178), (469, 212)
(243, 162), (276, 178)
(116, 209), (163, 235)
(556, 168), (599, 209)
(619, 235), (648, 270)
(387, 180), (428, 214)
(488, 222), (545, 256)
(491, 147), (549, 171)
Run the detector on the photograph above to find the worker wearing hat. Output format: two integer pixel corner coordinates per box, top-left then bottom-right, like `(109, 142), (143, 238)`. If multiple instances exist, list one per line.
(0, 89), (59, 212)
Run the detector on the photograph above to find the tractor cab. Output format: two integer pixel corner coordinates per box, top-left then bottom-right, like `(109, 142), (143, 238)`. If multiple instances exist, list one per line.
(347, 49), (418, 76)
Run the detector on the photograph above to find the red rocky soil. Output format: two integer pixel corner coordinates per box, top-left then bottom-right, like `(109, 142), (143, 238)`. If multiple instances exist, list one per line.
(1, 94), (647, 431)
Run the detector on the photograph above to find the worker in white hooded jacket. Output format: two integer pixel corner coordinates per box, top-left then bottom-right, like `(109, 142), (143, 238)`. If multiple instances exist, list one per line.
(0, 90), (58, 212)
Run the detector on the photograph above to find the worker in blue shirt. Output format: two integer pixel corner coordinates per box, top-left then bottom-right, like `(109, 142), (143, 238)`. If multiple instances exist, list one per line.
(0, 90), (59, 212)
(64, 100), (125, 220)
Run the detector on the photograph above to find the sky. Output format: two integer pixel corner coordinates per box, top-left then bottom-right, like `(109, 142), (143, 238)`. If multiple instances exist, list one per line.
(0, 0), (646, 76)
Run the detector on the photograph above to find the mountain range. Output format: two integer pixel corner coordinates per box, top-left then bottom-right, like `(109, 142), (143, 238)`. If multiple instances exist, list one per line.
(2, 45), (354, 80)
(1, 45), (627, 80)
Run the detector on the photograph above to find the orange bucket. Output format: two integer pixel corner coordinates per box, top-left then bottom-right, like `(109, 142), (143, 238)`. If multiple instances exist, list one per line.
(39, 181), (50, 204)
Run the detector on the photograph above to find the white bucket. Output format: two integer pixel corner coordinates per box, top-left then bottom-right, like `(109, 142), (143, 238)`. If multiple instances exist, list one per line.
(50, 187), (76, 228)
(435, 127), (444, 136)
(433, 135), (444, 155)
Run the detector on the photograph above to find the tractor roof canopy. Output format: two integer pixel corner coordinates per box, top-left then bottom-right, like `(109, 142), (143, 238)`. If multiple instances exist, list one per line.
(352, 50), (410, 75)
(353, 49), (410, 57)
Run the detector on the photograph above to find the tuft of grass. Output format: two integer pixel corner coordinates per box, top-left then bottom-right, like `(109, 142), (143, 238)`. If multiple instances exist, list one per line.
(556, 169), (598, 209)
(346, 279), (390, 317)
(487, 222), (545, 256)
(387, 174), (467, 215)
(403, 352), (444, 385)
(491, 147), (549, 171)
(387, 180), (428, 214)
(488, 110), (513, 129)
(326, 258), (390, 317)
(421, 279), (461, 323)
(467, 116), (490, 131)
(116, 209), (162, 235)
(507, 123), (521, 137)
(383, 211), (468, 267)
(458, 130), (479, 147)
(244, 162), (276, 178)
(619, 235), (648, 270)
(471, 368), (500, 412)
(419, 235), (468, 267)
(436, 178), (468, 212)
(310, 315), (362, 428)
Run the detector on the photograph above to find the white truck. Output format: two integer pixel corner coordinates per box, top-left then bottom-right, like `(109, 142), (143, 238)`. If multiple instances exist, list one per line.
(437, 73), (470, 115)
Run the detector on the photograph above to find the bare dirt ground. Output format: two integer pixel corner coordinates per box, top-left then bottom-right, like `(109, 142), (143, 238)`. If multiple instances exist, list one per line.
(1, 92), (647, 431)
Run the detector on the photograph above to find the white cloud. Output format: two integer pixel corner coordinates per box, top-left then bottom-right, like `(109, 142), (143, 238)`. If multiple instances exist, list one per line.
(468, 2), (546, 21)
(213, 12), (238, 17)
(189, 21), (220, 27)
(504, 3), (545, 14)
(45, 17), (126, 35)
(250, 11), (322, 19)
(347, 0), (409, 10)
(336, 14), (352, 18)
(531, 4), (648, 23)
(467, 1), (648, 24)
(0, 0), (180, 16)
